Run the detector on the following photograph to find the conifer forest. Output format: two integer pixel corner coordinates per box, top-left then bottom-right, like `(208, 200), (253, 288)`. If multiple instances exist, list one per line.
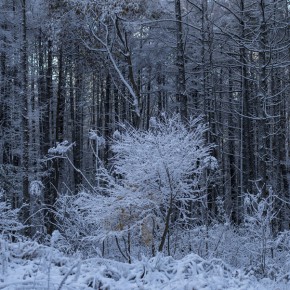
(1, 1), (290, 289)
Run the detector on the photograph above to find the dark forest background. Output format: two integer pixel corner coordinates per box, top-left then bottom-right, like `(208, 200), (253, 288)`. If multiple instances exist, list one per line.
(1, 0), (290, 244)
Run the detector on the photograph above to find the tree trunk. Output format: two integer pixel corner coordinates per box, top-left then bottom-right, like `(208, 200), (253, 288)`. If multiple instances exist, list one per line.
(21, 0), (30, 236)
(175, 0), (187, 122)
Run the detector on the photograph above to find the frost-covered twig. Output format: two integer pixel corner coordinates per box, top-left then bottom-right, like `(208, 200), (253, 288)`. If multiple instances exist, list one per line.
(57, 261), (81, 290)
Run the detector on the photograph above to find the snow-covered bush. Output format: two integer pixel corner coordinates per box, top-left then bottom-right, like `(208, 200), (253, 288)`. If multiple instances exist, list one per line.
(56, 115), (217, 258)
(242, 189), (277, 277)
(54, 193), (104, 256)
(0, 188), (23, 277)
(29, 180), (46, 238)
(3, 244), (285, 290)
(0, 188), (22, 235)
(172, 187), (290, 280)
(110, 115), (217, 253)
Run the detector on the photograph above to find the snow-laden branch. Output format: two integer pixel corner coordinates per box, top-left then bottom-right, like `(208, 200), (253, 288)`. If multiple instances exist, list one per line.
(82, 17), (140, 117)
(48, 141), (75, 155)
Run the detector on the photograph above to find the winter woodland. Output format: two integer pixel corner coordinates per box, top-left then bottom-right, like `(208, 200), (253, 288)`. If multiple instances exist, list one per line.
(1, 0), (290, 289)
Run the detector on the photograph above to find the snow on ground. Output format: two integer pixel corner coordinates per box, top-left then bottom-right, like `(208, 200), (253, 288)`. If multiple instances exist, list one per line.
(0, 241), (289, 290)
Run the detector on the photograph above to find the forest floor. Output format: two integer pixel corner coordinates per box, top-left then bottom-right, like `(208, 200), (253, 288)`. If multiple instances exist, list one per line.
(1, 240), (289, 290)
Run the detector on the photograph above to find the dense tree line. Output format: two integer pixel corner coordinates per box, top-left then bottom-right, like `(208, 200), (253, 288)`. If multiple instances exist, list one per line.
(0, 0), (290, 242)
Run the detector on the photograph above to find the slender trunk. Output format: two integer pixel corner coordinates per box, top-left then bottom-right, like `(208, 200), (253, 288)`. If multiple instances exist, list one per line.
(72, 52), (83, 191)
(158, 197), (173, 252)
(21, 0), (30, 236)
(175, 0), (187, 121)
(104, 73), (111, 165)
(257, 0), (268, 196)
(146, 69), (151, 130)
(45, 38), (56, 234)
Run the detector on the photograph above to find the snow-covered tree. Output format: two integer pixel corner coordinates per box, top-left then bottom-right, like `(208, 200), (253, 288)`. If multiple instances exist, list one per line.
(110, 115), (217, 252)
(56, 115), (217, 256)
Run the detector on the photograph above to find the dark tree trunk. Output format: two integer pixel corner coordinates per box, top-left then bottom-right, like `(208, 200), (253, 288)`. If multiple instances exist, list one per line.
(21, 0), (30, 236)
(175, 0), (187, 122)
